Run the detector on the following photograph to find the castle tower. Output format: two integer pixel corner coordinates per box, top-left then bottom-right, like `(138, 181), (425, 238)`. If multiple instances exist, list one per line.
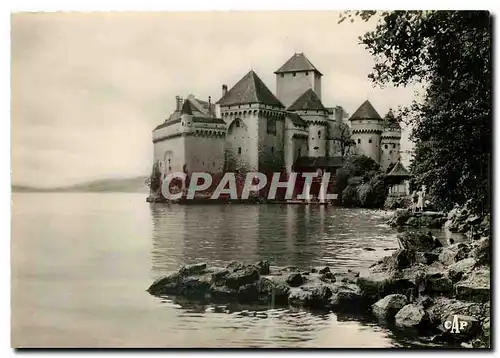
(380, 110), (402, 172)
(349, 100), (384, 163)
(216, 70), (285, 172)
(275, 53), (323, 109)
(288, 88), (329, 158)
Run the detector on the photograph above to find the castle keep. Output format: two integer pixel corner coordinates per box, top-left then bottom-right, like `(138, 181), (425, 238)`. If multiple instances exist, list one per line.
(152, 53), (402, 178)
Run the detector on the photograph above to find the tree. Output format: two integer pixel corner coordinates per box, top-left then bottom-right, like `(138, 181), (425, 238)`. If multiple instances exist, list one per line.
(340, 11), (492, 214)
(331, 121), (356, 156)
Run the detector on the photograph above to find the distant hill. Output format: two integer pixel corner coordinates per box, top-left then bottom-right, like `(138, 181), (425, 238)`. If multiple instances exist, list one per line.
(12, 176), (150, 193)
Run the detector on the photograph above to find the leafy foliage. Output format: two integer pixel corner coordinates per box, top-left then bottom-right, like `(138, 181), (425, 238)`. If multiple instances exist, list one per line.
(341, 11), (492, 214)
(148, 161), (162, 193)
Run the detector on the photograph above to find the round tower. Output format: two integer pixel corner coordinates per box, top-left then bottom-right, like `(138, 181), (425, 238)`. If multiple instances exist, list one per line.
(349, 100), (384, 163)
(380, 110), (402, 172)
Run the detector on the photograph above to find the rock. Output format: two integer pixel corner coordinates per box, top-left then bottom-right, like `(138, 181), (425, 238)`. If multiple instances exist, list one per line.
(388, 208), (411, 227)
(395, 304), (429, 328)
(358, 271), (415, 301)
(147, 271), (180, 295)
(372, 294), (408, 321)
(415, 252), (439, 265)
(318, 266), (331, 274)
(439, 314), (481, 341)
(310, 268), (317, 273)
(319, 272), (336, 283)
(289, 285), (333, 309)
(177, 274), (212, 298)
(209, 284), (237, 300)
(258, 277), (290, 304)
(455, 268), (490, 303)
(448, 258), (476, 282)
(179, 263), (207, 276)
(334, 270), (359, 284)
(210, 268), (230, 286)
(397, 231), (436, 251)
(329, 283), (366, 312)
(470, 237), (490, 265)
(438, 243), (469, 265)
(286, 273), (304, 287)
(254, 260), (270, 275)
(224, 266), (260, 290)
(425, 276), (454, 294)
(415, 295), (434, 309)
(226, 261), (245, 272)
(426, 297), (484, 328)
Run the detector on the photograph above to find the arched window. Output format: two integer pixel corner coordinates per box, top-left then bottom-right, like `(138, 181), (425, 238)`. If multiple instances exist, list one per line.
(318, 130), (321, 139)
(236, 120), (240, 128)
(357, 138), (361, 144)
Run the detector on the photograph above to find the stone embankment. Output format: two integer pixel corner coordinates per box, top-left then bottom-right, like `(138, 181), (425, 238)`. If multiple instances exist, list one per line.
(148, 231), (490, 348)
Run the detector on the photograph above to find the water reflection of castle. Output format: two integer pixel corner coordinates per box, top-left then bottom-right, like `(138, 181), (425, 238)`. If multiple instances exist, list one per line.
(149, 204), (331, 275)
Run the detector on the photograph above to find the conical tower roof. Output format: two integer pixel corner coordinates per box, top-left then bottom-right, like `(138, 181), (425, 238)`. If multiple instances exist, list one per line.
(350, 100), (382, 120)
(275, 53), (322, 76)
(287, 88), (326, 111)
(216, 70), (284, 108)
(180, 99), (194, 115)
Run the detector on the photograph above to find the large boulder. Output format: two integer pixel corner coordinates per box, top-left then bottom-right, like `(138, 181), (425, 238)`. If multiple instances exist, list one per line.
(288, 285), (333, 309)
(438, 314), (482, 342)
(426, 297), (484, 328)
(147, 271), (181, 295)
(372, 294), (408, 321)
(425, 274), (454, 294)
(469, 237), (490, 265)
(438, 243), (469, 265)
(388, 208), (412, 227)
(286, 273), (305, 287)
(224, 266), (260, 289)
(358, 271), (415, 301)
(455, 268), (490, 303)
(258, 276), (290, 304)
(448, 258), (476, 282)
(329, 283), (368, 313)
(395, 304), (429, 329)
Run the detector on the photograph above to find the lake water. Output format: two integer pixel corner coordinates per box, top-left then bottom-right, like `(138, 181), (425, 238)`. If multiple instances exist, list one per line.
(12, 193), (434, 348)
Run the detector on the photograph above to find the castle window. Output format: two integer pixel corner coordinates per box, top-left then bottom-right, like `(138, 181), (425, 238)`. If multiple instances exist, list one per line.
(271, 146), (274, 153)
(238, 147), (242, 155)
(305, 71), (309, 76)
(369, 139), (372, 143)
(293, 72), (296, 77)
(318, 130), (321, 139)
(236, 120), (240, 128)
(357, 139), (361, 144)
(385, 144), (388, 149)
(393, 143), (396, 149)
(267, 118), (276, 135)
(314, 146), (319, 150)
(298, 148), (301, 157)
(181, 121), (184, 126)
(281, 73), (284, 78)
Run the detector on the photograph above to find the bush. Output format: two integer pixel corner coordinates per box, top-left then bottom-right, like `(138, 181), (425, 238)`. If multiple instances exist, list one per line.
(342, 185), (360, 207)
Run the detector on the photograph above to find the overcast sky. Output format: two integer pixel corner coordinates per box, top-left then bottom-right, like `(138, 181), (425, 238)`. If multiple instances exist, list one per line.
(12, 12), (418, 188)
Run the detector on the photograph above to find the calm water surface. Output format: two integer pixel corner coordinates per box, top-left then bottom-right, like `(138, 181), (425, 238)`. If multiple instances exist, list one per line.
(12, 193), (435, 348)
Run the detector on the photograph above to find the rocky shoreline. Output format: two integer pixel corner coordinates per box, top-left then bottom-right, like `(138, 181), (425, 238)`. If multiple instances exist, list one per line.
(147, 228), (490, 348)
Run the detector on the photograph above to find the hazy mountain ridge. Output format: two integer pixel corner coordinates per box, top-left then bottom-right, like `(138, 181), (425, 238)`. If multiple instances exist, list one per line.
(12, 176), (150, 193)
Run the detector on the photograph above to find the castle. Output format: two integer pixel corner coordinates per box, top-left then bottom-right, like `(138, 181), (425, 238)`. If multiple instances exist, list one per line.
(152, 53), (402, 178)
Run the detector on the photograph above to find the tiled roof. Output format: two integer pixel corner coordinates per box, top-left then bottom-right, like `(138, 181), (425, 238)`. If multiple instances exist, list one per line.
(287, 112), (307, 127)
(216, 70), (284, 108)
(294, 156), (345, 169)
(275, 53), (322, 75)
(387, 161), (410, 177)
(287, 88), (327, 111)
(350, 100), (382, 120)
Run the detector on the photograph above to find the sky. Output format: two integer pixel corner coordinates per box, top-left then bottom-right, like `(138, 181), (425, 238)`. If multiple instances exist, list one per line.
(11, 11), (419, 188)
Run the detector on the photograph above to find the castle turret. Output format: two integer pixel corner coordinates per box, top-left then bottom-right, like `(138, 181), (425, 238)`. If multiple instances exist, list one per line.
(380, 109), (402, 172)
(180, 99), (194, 133)
(349, 100), (384, 163)
(275, 53), (322, 108)
(288, 88), (329, 158)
